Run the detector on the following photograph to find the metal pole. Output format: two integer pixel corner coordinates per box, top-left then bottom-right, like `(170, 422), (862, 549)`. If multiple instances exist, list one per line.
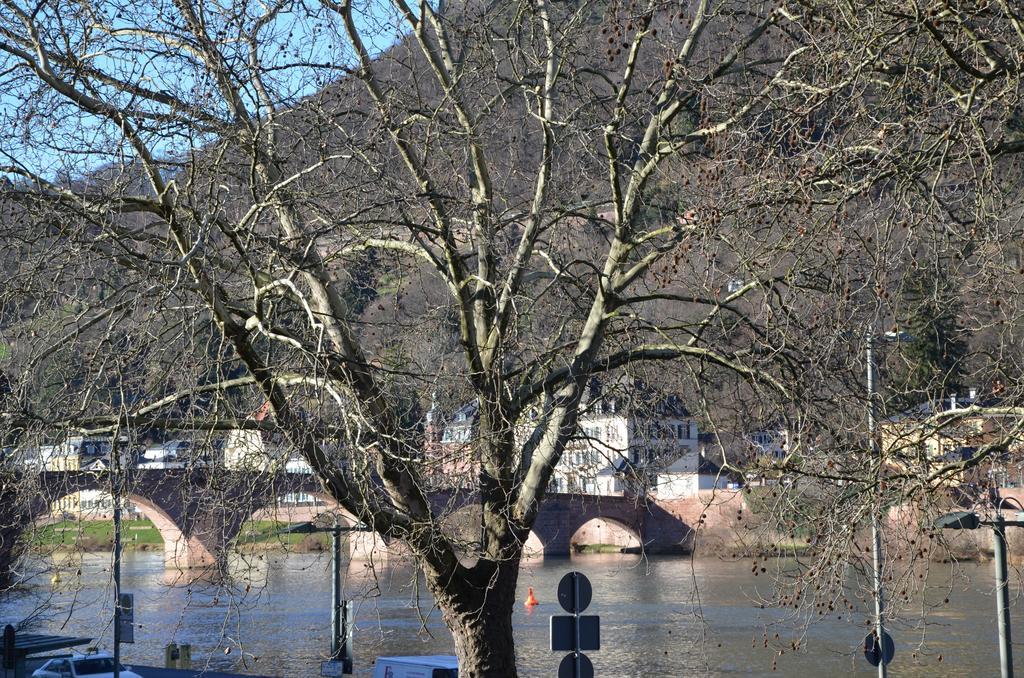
(574, 573), (581, 678)
(112, 445), (122, 678)
(994, 515), (1014, 678)
(341, 599), (352, 673)
(332, 525), (341, 660)
(866, 333), (887, 678)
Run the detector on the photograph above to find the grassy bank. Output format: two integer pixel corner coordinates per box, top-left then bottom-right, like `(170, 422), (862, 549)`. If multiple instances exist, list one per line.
(235, 521), (331, 552)
(29, 519), (332, 553)
(572, 543), (643, 554)
(31, 519), (163, 551)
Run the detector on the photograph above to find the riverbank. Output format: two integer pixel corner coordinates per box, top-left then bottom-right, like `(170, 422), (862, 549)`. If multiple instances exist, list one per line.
(31, 519), (164, 552)
(28, 517), (1003, 563)
(28, 520), (332, 554)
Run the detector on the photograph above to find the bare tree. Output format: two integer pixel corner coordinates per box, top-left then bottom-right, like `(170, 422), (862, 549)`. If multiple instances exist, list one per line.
(2, 0), (1024, 674)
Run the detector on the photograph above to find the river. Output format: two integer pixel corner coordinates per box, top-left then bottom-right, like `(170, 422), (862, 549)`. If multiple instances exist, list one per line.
(2, 551), (1021, 676)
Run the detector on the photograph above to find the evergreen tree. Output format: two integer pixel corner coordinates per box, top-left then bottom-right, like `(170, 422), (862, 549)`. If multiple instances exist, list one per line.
(897, 267), (969, 402)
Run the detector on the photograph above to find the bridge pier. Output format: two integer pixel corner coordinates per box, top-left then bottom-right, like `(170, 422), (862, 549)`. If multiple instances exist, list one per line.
(163, 535), (219, 570)
(348, 531), (410, 561)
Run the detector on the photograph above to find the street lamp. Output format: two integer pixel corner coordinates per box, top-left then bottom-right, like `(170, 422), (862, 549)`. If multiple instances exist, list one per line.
(864, 333), (887, 678)
(934, 500), (1024, 678)
(862, 329), (914, 676)
(864, 330), (915, 676)
(280, 520), (368, 674)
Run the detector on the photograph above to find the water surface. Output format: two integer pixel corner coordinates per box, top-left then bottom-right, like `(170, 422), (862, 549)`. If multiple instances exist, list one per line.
(3, 551), (1021, 676)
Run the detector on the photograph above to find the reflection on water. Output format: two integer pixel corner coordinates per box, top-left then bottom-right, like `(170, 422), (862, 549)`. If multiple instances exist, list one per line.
(3, 550), (1022, 676)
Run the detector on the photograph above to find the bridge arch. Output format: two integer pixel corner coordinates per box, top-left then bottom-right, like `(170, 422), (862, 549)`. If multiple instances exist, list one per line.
(4, 474), (698, 584)
(523, 531), (544, 559)
(437, 504), (549, 562)
(28, 488), (212, 570)
(234, 491), (366, 554)
(570, 516), (642, 553)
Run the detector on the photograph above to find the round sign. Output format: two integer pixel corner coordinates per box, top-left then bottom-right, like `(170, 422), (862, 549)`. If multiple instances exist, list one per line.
(557, 571), (593, 614)
(863, 630), (895, 667)
(557, 652), (594, 678)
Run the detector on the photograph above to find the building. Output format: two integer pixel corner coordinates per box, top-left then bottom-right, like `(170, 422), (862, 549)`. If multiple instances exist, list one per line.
(656, 451), (736, 499)
(38, 436), (136, 517)
(138, 439), (191, 469)
(655, 431), (746, 498)
(724, 427), (794, 486)
(40, 437), (111, 472)
(550, 384), (699, 495)
(221, 429), (272, 470)
(429, 400), (479, 486)
(745, 427), (789, 462)
(222, 402), (283, 471)
(433, 381), (701, 496)
(881, 389), (1023, 487)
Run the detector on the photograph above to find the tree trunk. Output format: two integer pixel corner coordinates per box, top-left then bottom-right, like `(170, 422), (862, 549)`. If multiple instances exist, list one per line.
(0, 483), (29, 590)
(449, 600), (518, 678)
(0, 525), (25, 590)
(430, 560), (521, 677)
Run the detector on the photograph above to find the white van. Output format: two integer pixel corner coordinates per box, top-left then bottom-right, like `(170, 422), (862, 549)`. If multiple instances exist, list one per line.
(371, 655), (458, 678)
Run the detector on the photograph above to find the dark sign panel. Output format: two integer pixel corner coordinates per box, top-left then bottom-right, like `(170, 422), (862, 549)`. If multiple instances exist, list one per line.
(557, 572), (593, 614)
(558, 652), (594, 678)
(863, 630), (895, 667)
(550, 615), (600, 652)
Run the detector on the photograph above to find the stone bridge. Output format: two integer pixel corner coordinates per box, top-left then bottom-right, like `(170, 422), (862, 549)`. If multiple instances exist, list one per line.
(1, 470), (727, 579)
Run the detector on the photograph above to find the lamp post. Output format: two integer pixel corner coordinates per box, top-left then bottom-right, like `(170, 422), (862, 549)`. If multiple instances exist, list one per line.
(865, 333), (887, 678)
(111, 439), (124, 678)
(860, 327), (917, 675)
(280, 520), (368, 674)
(934, 505), (1024, 678)
(861, 329), (912, 676)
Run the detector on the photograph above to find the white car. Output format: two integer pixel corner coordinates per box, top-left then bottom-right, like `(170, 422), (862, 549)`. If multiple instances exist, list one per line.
(32, 653), (142, 678)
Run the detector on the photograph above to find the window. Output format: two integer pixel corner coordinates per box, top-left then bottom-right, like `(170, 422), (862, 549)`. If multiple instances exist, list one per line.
(74, 658), (123, 675)
(49, 660), (70, 674)
(280, 492), (317, 504)
(443, 426), (472, 443)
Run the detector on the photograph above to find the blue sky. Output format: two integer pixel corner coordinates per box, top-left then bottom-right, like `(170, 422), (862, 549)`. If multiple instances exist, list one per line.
(0, 0), (418, 182)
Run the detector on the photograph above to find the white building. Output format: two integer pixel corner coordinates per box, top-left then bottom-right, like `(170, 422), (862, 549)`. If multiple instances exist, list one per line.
(746, 428), (789, 461)
(549, 383), (700, 496)
(656, 449), (735, 499)
(433, 383), (703, 497)
(220, 403), (293, 471)
(222, 429), (272, 470)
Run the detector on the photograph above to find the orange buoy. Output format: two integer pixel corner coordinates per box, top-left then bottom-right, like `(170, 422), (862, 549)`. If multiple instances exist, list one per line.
(524, 587), (539, 607)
